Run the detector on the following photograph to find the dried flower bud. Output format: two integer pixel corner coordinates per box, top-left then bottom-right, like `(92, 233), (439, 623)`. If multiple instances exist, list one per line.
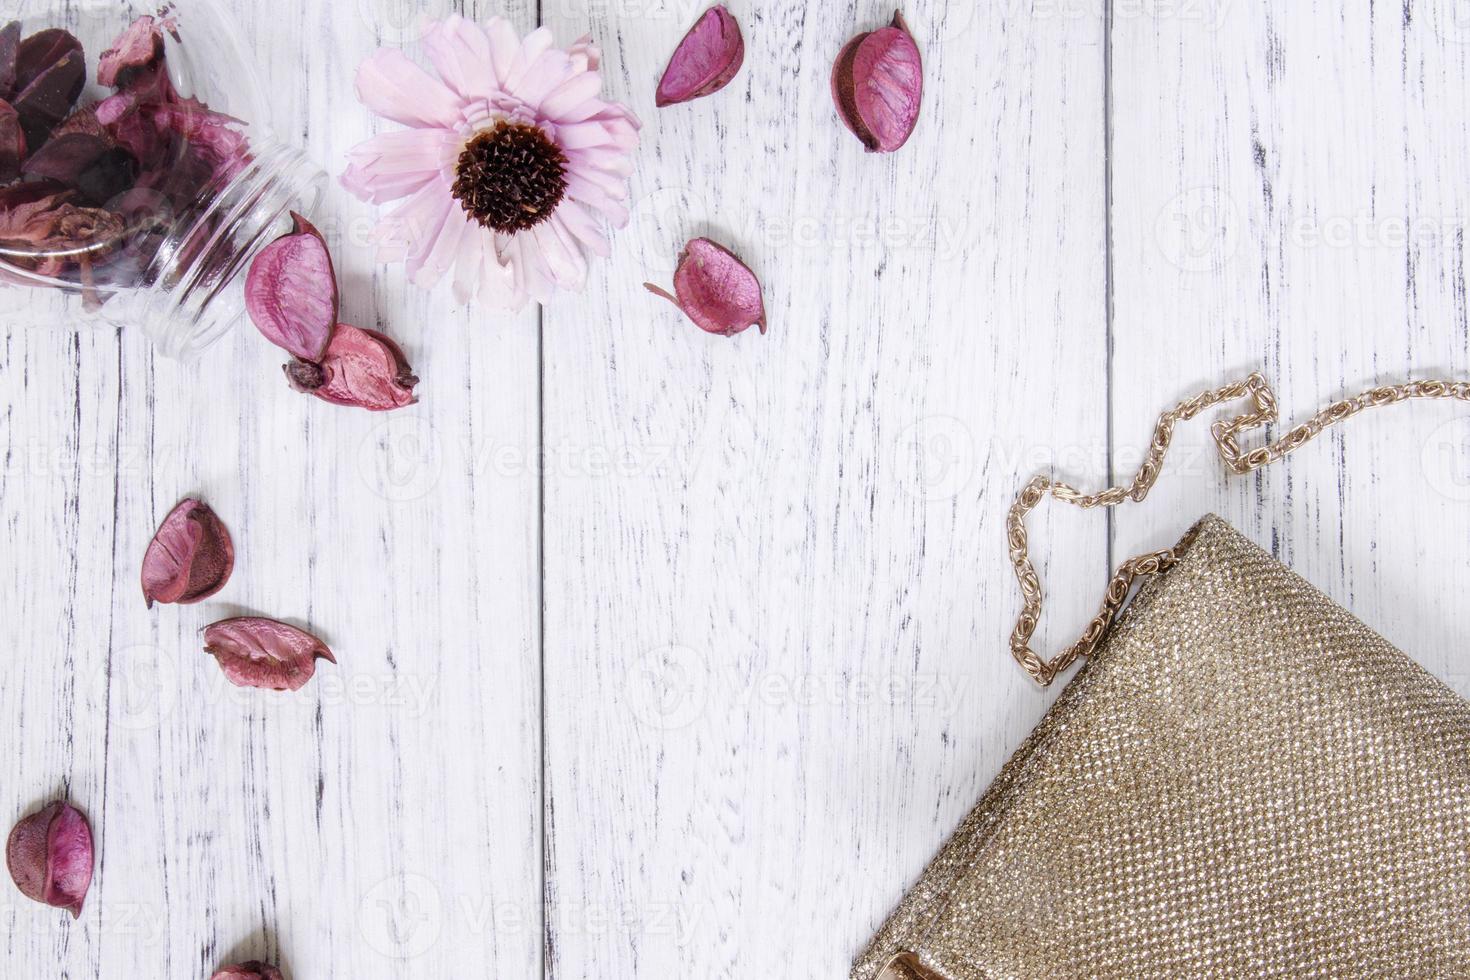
(245, 212), (338, 362)
(211, 962), (285, 980)
(644, 237), (767, 337)
(6, 801), (93, 918)
(831, 11), (923, 153)
(655, 6), (745, 107)
(204, 617), (336, 692)
(141, 498), (234, 608)
(285, 324), (420, 412)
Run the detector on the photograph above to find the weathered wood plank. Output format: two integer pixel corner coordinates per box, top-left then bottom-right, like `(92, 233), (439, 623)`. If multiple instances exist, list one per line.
(539, 1), (1109, 975)
(1111, 0), (1470, 693)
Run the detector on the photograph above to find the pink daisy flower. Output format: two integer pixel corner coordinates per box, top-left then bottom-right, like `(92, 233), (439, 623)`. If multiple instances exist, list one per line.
(342, 17), (641, 310)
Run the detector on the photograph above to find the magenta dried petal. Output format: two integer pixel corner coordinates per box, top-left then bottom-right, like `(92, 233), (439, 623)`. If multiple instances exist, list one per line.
(204, 617), (336, 693)
(286, 324), (420, 412)
(7, 801), (94, 918)
(0, 22), (20, 100)
(655, 5), (745, 107)
(211, 964), (286, 980)
(245, 212), (338, 362)
(98, 15), (164, 89)
(832, 11), (923, 153)
(0, 97), (24, 182)
(141, 498), (235, 608)
(644, 237), (767, 337)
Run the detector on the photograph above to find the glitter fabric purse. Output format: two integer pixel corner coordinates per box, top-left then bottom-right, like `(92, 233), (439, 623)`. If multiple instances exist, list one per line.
(853, 374), (1470, 980)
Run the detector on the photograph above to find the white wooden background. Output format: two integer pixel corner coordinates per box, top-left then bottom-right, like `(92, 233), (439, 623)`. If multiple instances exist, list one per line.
(2, 0), (1469, 977)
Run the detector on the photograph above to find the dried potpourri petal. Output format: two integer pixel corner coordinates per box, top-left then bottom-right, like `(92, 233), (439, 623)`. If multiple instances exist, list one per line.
(644, 237), (767, 337)
(21, 130), (140, 208)
(6, 801), (94, 918)
(245, 212), (338, 362)
(285, 324), (420, 412)
(11, 28), (86, 148)
(0, 97), (23, 181)
(831, 11), (923, 153)
(211, 964), (286, 980)
(140, 498), (235, 608)
(0, 21), (20, 99)
(655, 6), (745, 107)
(98, 15), (166, 89)
(204, 617), (336, 692)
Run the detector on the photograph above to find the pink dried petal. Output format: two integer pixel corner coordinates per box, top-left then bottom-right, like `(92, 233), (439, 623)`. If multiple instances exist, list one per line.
(285, 324), (420, 412)
(204, 617), (336, 693)
(211, 964), (285, 980)
(6, 801), (94, 918)
(831, 11), (923, 153)
(141, 498), (234, 608)
(655, 6), (745, 107)
(644, 237), (766, 337)
(98, 16), (164, 89)
(245, 212), (338, 362)
(0, 97), (24, 182)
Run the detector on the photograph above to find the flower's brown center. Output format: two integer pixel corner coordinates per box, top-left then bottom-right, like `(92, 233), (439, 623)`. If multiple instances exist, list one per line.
(451, 121), (569, 234)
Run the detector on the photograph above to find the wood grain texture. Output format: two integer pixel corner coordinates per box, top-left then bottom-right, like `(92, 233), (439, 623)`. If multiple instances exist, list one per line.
(539, 1), (1107, 977)
(2, 1), (541, 977)
(1, 0), (1468, 978)
(1110, 0), (1470, 693)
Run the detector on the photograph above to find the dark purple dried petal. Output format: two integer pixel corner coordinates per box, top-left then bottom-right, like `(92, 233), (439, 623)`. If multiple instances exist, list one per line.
(12, 30), (85, 148)
(831, 11), (923, 154)
(6, 801), (94, 918)
(141, 498), (234, 608)
(98, 15), (164, 89)
(21, 132), (109, 184)
(204, 617), (336, 692)
(286, 324), (420, 412)
(644, 237), (767, 337)
(0, 97), (24, 182)
(0, 22), (20, 101)
(655, 6), (745, 107)
(211, 964), (286, 980)
(246, 212), (338, 362)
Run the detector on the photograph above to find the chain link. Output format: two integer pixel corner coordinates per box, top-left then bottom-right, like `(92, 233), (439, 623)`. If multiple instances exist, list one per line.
(1009, 373), (1470, 686)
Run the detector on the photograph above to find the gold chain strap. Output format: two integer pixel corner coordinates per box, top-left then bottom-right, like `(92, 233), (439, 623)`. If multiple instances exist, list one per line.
(1008, 373), (1470, 686)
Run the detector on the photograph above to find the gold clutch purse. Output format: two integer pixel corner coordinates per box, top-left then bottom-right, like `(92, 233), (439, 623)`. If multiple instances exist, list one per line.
(854, 375), (1470, 980)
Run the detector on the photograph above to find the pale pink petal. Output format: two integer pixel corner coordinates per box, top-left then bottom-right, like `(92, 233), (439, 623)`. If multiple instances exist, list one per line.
(356, 49), (464, 129)
(344, 168), (437, 206)
(531, 221), (586, 290)
(568, 148), (634, 177)
(514, 49), (580, 108)
(565, 176), (630, 225)
(372, 181), (449, 263)
(568, 35), (601, 72)
(452, 226), (487, 304)
(540, 72), (604, 121)
(413, 206), (471, 288)
(341, 129), (461, 204)
(423, 15), (497, 99)
(505, 27), (556, 92)
(483, 234), (524, 309)
(555, 200), (611, 257)
(549, 120), (623, 151)
(484, 18), (522, 86)
(403, 194), (456, 280)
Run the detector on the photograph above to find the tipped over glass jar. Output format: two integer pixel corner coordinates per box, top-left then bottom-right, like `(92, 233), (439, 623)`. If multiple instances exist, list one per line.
(0, 0), (325, 359)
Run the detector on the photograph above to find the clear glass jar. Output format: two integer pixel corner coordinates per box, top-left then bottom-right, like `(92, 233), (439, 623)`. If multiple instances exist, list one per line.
(0, 0), (325, 359)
